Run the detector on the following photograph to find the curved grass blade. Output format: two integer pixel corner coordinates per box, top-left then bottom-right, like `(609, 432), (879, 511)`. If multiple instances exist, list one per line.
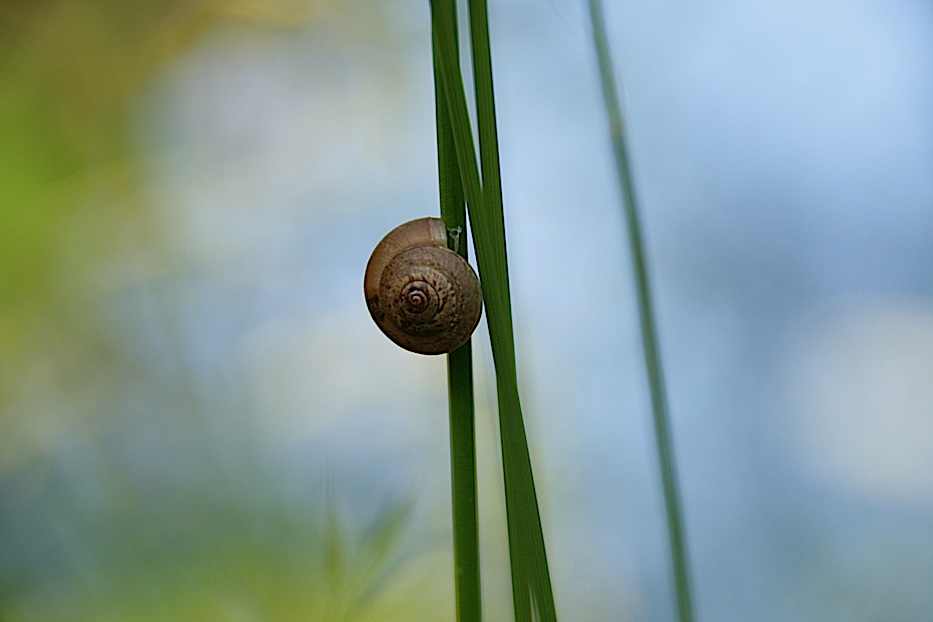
(430, 1), (557, 619)
(584, 1), (695, 620)
(466, 2), (556, 620)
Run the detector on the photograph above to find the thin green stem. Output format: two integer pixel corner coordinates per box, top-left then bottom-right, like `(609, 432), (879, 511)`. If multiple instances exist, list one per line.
(585, 2), (695, 621)
(467, 1), (556, 620)
(433, 9), (481, 622)
(446, 343), (481, 622)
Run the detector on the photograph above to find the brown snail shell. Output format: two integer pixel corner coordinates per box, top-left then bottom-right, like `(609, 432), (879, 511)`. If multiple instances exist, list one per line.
(364, 217), (482, 355)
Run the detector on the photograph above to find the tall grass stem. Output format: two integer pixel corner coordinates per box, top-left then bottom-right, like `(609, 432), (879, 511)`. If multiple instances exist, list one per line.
(584, 1), (695, 621)
(466, 1), (556, 619)
(433, 11), (482, 622)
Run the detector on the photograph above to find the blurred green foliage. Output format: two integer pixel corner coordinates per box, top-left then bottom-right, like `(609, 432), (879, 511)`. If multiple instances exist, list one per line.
(0, 0), (212, 467)
(0, 2), (445, 619)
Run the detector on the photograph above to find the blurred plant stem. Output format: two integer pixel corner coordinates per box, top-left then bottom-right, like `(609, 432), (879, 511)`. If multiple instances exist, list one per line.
(585, 1), (695, 621)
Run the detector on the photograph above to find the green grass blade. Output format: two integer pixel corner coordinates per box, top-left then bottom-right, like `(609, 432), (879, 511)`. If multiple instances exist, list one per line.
(584, 2), (696, 621)
(432, 15), (482, 621)
(430, 1), (557, 619)
(466, 1), (556, 620)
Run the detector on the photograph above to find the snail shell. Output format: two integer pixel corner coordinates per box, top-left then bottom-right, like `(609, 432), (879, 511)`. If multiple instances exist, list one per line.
(364, 217), (482, 355)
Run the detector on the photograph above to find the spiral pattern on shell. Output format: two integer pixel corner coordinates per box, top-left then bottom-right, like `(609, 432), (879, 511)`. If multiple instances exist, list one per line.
(364, 218), (482, 355)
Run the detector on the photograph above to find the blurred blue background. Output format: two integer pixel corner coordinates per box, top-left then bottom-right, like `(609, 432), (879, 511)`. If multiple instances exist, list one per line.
(2, 0), (932, 619)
